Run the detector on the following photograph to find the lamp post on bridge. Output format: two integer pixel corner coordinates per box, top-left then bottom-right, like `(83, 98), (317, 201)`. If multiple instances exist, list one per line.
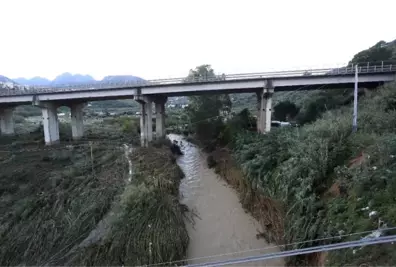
(352, 64), (358, 133)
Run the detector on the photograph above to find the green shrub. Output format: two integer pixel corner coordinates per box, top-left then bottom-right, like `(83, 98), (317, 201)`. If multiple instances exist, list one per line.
(13, 114), (25, 123)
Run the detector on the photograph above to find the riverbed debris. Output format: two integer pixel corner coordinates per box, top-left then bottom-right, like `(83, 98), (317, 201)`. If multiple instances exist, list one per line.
(171, 140), (184, 155)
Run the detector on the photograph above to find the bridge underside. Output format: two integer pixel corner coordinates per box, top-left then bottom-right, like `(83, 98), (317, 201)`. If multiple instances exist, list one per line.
(149, 81), (386, 96)
(0, 81), (387, 105)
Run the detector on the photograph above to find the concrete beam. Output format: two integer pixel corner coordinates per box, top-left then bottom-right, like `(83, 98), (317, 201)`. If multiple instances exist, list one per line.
(0, 73), (394, 105)
(41, 103), (60, 145)
(0, 108), (15, 135)
(70, 103), (85, 140)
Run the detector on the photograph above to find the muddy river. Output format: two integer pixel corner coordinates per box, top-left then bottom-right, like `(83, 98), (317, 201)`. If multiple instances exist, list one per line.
(168, 134), (284, 266)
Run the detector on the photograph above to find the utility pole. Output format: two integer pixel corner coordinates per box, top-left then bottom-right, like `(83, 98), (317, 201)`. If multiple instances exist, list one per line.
(352, 64), (358, 132)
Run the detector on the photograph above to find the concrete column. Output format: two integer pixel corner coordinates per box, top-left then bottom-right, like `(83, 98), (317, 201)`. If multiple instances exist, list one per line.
(264, 91), (273, 133)
(154, 97), (166, 139)
(136, 95), (165, 146)
(139, 102), (148, 147)
(256, 91), (262, 133)
(70, 103), (85, 140)
(257, 88), (274, 133)
(41, 103), (60, 145)
(0, 108), (15, 135)
(146, 99), (153, 142)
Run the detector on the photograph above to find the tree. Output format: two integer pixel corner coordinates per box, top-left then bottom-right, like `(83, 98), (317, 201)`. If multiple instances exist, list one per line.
(184, 64), (226, 82)
(185, 65), (232, 149)
(350, 40), (396, 64)
(273, 101), (300, 121)
(186, 65), (231, 121)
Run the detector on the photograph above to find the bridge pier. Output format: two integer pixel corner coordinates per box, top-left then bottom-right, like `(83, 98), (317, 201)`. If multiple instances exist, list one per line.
(70, 103), (85, 140)
(136, 95), (167, 147)
(0, 107), (15, 135)
(136, 96), (153, 147)
(257, 86), (274, 133)
(154, 96), (167, 139)
(139, 101), (148, 147)
(256, 91), (262, 133)
(146, 99), (153, 143)
(41, 103), (60, 145)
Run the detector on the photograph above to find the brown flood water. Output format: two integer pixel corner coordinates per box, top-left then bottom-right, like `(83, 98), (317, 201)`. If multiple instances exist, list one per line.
(168, 134), (284, 267)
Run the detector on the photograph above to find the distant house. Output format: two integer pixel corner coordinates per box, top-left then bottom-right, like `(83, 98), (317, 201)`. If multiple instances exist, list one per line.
(1, 82), (15, 89)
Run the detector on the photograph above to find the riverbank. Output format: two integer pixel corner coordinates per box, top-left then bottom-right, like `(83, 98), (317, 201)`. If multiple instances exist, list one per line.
(169, 134), (284, 266)
(205, 83), (396, 266)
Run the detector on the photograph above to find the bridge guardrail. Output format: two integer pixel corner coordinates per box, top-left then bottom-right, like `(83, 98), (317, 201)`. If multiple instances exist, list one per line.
(0, 62), (394, 96)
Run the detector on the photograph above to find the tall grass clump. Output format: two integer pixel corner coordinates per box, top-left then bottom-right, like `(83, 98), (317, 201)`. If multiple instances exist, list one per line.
(230, 83), (396, 266)
(67, 145), (189, 266)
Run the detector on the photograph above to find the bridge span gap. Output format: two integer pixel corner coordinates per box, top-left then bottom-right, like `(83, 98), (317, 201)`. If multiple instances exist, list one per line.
(168, 134), (284, 266)
(0, 90), (273, 145)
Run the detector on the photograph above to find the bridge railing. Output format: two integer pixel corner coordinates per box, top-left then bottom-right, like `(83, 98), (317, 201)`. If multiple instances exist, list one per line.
(0, 62), (394, 96)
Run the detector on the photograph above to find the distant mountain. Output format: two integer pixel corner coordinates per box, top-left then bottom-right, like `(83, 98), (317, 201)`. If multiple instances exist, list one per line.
(101, 75), (145, 83)
(0, 75), (15, 84)
(13, 73), (95, 86)
(11, 73), (146, 87)
(52, 72), (95, 85)
(13, 76), (51, 86)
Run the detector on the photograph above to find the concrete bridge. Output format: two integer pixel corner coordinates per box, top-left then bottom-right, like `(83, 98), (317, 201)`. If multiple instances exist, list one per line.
(0, 62), (395, 146)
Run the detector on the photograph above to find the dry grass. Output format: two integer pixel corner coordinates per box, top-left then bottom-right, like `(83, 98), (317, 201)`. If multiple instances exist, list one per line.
(0, 144), (126, 265)
(65, 145), (189, 266)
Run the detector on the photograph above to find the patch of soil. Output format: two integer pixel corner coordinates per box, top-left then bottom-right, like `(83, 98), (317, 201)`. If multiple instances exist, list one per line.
(348, 151), (367, 168)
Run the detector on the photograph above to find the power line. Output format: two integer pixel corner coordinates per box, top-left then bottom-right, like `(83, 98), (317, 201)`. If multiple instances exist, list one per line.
(184, 235), (396, 267)
(146, 226), (396, 266)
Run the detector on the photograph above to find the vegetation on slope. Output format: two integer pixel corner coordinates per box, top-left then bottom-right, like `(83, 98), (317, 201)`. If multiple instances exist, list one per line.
(216, 83), (396, 266)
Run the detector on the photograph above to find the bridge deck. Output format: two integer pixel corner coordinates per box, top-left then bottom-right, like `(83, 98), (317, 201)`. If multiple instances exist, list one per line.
(0, 64), (395, 104)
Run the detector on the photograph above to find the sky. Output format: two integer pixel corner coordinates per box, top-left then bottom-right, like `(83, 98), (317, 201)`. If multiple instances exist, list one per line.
(0, 0), (395, 81)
